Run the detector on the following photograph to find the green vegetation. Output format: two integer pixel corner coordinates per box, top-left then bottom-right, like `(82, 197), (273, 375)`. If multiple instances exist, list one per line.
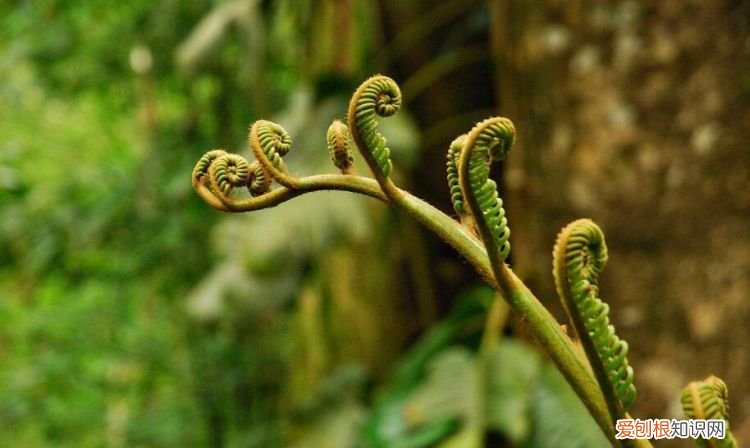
(681, 376), (738, 448)
(193, 74), (737, 446)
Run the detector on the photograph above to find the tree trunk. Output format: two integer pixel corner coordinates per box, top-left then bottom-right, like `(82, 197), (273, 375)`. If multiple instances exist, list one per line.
(489, 0), (750, 442)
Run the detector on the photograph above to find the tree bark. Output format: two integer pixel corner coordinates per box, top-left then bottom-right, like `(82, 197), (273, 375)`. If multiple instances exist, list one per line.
(489, 0), (750, 443)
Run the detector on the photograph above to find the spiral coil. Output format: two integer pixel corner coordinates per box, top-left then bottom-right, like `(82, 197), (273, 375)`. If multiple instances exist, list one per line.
(553, 219), (636, 412)
(251, 120), (293, 172)
(193, 149), (228, 182)
(247, 161), (270, 197)
(459, 118), (515, 261)
(348, 75), (401, 177)
(209, 153), (251, 197)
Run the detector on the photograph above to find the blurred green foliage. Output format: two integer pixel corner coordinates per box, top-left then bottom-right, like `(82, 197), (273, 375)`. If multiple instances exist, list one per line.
(0, 1), (604, 446)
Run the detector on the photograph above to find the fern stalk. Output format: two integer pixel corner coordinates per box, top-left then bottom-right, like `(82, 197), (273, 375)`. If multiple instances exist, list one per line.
(190, 75), (664, 447)
(553, 219), (637, 426)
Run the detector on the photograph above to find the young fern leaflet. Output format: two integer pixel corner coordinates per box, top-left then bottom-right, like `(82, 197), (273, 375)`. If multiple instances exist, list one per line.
(553, 219), (637, 424)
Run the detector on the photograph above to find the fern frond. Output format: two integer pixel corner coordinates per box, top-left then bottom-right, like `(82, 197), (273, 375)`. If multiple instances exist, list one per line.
(327, 120), (354, 174)
(347, 75), (401, 179)
(446, 134), (467, 216)
(457, 117), (515, 263)
(249, 120), (293, 170)
(247, 161), (270, 197)
(208, 152), (251, 197)
(192, 149), (228, 182)
(681, 375), (737, 448)
(553, 219), (636, 422)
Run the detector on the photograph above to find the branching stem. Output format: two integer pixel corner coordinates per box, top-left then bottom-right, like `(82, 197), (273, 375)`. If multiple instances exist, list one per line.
(191, 75), (660, 448)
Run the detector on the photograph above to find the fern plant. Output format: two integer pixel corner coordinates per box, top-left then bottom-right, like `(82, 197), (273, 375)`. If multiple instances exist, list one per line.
(681, 376), (738, 447)
(553, 219), (636, 424)
(192, 75), (738, 447)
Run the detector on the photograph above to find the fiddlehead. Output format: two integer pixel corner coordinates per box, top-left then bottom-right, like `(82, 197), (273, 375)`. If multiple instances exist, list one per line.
(553, 219), (636, 423)
(247, 161), (270, 197)
(192, 149), (228, 184)
(446, 134), (467, 216)
(347, 75), (401, 181)
(454, 118), (626, 443)
(249, 119), (296, 188)
(457, 117), (515, 263)
(681, 376), (737, 448)
(327, 120), (354, 174)
(208, 152), (251, 197)
(192, 112), (387, 213)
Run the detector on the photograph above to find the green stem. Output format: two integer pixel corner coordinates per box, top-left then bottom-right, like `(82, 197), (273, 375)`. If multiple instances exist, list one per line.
(193, 173), (387, 212)
(479, 294), (508, 354)
(193, 146), (654, 447)
(390, 188), (647, 446)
